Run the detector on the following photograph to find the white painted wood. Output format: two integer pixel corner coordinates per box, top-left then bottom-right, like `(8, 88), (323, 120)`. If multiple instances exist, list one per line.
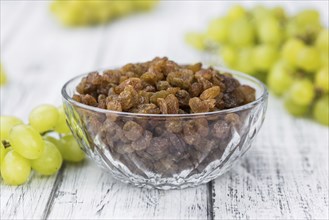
(212, 96), (329, 220)
(46, 4), (209, 219)
(1, 1), (328, 220)
(1, 2), (105, 219)
(46, 160), (208, 220)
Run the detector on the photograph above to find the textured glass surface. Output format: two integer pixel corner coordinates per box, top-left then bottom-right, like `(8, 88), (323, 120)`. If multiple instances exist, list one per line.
(62, 68), (268, 190)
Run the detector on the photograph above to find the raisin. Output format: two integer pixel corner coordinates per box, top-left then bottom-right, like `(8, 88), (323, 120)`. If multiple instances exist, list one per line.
(156, 81), (170, 91)
(146, 137), (169, 160)
(115, 144), (135, 154)
(114, 78), (143, 94)
(175, 89), (190, 107)
(183, 121), (202, 145)
(189, 82), (203, 97)
(131, 130), (152, 151)
(225, 113), (241, 126)
(81, 94), (97, 106)
(197, 77), (213, 90)
(167, 70), (194, 89)
(195, 118), (209, 137)
(189, 97), (209, 113)
(72, 94), (82, 102)
(138, 91), (152, 104)
(236, 85), (256, 104)
(103, 70), (121, 84)
(165, 94), (179, 114)
(123, 121), (144, 141)
(185, 62), (202, 73)
(165, 119), (183, 133)
(200, 86), (221, 100)
(118, 85), (139, 110)
(212, 120), (230, 139)
(106, 100), (122, 111)
(222, 74), (240, 93)
(157, 98), (168, 114)
(166, 87), (180, 95)
(195, 69), (213, 80)
(140, 72), (157, 85)
(150, 90), (169, 104)
(135, 104), (161, 114)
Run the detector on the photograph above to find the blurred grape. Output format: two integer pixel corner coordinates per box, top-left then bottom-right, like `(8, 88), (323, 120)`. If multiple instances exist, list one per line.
(0, 64), (7, 86)
(185, 5), (328, 125)
(51, 0), (158, 26)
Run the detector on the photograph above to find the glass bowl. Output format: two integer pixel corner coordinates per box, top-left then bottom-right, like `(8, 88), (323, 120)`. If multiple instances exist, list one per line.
(61, 67), (268, 190)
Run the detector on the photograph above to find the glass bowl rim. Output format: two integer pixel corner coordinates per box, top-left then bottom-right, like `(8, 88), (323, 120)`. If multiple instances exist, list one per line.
(61, 66), (268, 118)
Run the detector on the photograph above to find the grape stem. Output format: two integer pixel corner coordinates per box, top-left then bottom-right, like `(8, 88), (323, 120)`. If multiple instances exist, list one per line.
(41, 130), (54, 136)
(2, 140), (11, 148)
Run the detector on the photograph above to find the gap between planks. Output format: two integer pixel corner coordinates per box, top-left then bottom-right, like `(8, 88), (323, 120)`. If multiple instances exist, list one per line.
(41, 163), (66, 220)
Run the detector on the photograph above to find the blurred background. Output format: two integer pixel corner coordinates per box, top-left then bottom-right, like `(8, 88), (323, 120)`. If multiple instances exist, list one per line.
(0, 0), (328, 125)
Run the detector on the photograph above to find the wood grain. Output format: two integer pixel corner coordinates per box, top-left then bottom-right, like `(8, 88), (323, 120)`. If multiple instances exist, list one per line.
(1, 1), (328, 220)
(45, 160), (208, 220)
(211, 97), (329, 220)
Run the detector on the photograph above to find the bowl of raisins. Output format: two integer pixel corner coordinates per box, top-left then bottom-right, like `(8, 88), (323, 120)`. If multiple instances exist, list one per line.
(61, 57), (268, 189)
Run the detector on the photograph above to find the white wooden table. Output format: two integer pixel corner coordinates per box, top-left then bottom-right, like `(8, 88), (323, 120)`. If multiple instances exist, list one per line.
(1, 1), (328, 219)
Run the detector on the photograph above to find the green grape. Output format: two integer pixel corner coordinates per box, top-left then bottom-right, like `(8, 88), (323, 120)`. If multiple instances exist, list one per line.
(0, 116), (23, 141)
(227, 5), (246, 21)
(0, 143), (5, 167)
(58, 135), (85, 162)
(284, 95), (309, 117)
(9, 125), (45, 159)
(51, 1), (83, 26)
(185, 32), (206, 51)
(0, 64), (7, 86)
(287, 10), (321, 38)
(271, 6), (286, 21)
(315, 66), (329, 93)
(54, 106), (71, 134)
(43, 135), (62, 147)
(220, 46), (237, 67)
(251, 5), (270, 22)
(257, 17), (282, 45)
(29, 104), (59, 133)
(229, 19), (255, 47)
(313, 95), (329, 126)
(267, 61), (294, 96)
(206, 17), (229, 43)
(1, 150), (31, 185)
(252, 44), (278, 71)
(234, 48), (255, 75)
(1, 146), (12, 167)
(51, 0), (157, 26)
(320, 52), (328, 67)
(112, 1), (134, 16)
(316, 29), (329, 52)
(281, 38), (305, 66)
(295, 10), (320, 26)
(297, 46), (321, 72)
(288, 79), (315, 106)
(134, 0), (158, 10)
(31, 140), (63, 176)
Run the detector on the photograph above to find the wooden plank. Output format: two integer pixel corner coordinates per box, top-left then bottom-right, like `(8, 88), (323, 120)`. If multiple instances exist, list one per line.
(0, 1), (30, 48)
(0, 2), (105, 219)
(46, 6), (209, 218)
(211, 96), (329, 219)
(46, 160), (208, 220)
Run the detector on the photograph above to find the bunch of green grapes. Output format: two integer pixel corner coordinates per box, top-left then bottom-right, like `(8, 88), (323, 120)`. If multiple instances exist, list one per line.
(51, 0), (158, 26)
(186, 5), (329, 126)
(0, 105), (85, 186)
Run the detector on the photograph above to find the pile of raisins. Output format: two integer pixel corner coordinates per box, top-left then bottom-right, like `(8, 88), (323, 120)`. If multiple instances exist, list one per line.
(73, 57), (256, 114)
(72, 57), (256, 177)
